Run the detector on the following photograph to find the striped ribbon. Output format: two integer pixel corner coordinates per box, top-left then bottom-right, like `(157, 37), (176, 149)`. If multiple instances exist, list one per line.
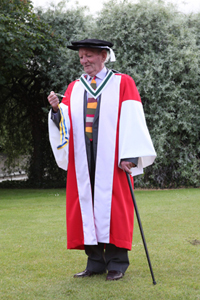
(85, 77), (97, 141)
(57, 104), (69, 149)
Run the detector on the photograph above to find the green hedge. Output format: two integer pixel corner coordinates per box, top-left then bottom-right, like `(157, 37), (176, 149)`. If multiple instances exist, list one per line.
(1, 0), (200, 188)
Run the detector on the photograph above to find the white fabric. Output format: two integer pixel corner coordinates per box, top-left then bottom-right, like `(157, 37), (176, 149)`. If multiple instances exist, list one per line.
(48, 75), (157, 245)
(71, 76), (121, 244)
(86, 67), (107, 101)
(70, 81), (97, 245)
(80, 70), (114, 99)
(86, 66), (107, 85)
(94, 75), (121, 243)
(106, 47), (116, 62)
(119, 100), (157, 176)
(93, 46), (116, 62)
(48, 103), (70, 171)
(86, 116), (93, 122)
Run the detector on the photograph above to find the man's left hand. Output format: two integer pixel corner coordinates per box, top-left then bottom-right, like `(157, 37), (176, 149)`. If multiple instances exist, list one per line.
(120, 161), (136, 174)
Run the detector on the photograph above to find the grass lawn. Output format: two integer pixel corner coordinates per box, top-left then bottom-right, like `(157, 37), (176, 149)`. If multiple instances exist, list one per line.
(0, 188), (200, 300)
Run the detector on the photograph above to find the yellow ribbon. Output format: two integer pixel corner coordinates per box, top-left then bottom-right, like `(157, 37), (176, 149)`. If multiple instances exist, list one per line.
(57, 104), (69, 149)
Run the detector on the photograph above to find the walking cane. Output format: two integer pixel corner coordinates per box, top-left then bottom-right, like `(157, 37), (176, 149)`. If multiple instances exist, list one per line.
(126, 172), (157, 285)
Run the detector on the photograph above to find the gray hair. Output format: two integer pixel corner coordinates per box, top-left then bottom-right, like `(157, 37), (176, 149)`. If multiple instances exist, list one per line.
(105, 49), (111, 63)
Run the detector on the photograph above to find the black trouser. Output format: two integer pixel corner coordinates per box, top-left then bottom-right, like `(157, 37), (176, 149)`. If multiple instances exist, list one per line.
(85, 243), (129, 274)
(87, 142), (129, 274)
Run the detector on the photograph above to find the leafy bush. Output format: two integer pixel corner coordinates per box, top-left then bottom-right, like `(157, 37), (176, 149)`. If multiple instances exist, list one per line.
(0, 0), (89, 187)
(95, 0), (200, 187)
(1, 0), (200, 188)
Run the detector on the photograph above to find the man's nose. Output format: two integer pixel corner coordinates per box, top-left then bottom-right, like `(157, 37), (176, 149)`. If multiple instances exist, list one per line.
(82, 56), (88, 63)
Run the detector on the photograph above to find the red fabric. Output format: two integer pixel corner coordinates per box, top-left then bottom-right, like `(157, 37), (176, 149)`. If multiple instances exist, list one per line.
(61, 74), (141, 250)
(63, 81), (85, 250)
(109, 74), (141, 250)
(116, 73), (141, 103)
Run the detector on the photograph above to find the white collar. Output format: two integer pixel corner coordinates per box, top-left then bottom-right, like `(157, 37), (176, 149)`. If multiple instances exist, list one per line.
(80, 69), (114, 99)
(87, 67), (107, 81)
(96, 67), (107, 80)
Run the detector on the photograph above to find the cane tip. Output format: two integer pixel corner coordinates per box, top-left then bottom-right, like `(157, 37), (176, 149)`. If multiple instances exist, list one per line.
(153, 281), (157, 285)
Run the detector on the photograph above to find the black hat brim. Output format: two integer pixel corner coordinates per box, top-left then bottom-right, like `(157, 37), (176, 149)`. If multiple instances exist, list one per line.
(67, 39), (113, 51)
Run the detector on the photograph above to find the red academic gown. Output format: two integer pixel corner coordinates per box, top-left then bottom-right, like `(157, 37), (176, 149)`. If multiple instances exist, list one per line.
(48, 72), (156, 251)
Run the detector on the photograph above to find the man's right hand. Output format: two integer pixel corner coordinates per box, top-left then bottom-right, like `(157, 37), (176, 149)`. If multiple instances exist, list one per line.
(47, 91), (59, 113)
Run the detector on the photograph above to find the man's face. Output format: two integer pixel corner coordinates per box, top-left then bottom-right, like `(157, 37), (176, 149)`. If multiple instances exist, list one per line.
(79, 48), (106, 77)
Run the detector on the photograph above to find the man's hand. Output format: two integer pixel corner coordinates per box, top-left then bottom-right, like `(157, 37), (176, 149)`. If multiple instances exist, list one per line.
(120, 161), (136, 174)
(47, 91), (59, 113)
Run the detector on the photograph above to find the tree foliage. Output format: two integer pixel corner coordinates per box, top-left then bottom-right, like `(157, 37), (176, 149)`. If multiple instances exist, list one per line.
(0, 0), (89, 187)
(94, 0), (200, 187)
(0, 0), (200, 188)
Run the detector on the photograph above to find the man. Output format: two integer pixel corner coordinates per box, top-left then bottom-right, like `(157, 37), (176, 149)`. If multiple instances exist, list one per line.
(48, 39), (156, 281)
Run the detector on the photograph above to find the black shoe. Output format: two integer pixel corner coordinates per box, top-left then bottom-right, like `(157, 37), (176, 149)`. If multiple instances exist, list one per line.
(74, 269), (106, 278)
(106, 270), (124, 281)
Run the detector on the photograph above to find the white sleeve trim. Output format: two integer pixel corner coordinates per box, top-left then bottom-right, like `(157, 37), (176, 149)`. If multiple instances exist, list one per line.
(119, 100), (156, 176)
(48, 103), (70, 171)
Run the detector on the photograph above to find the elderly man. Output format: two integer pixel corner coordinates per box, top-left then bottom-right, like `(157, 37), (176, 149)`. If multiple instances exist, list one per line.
(48, 39), (156, 281)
